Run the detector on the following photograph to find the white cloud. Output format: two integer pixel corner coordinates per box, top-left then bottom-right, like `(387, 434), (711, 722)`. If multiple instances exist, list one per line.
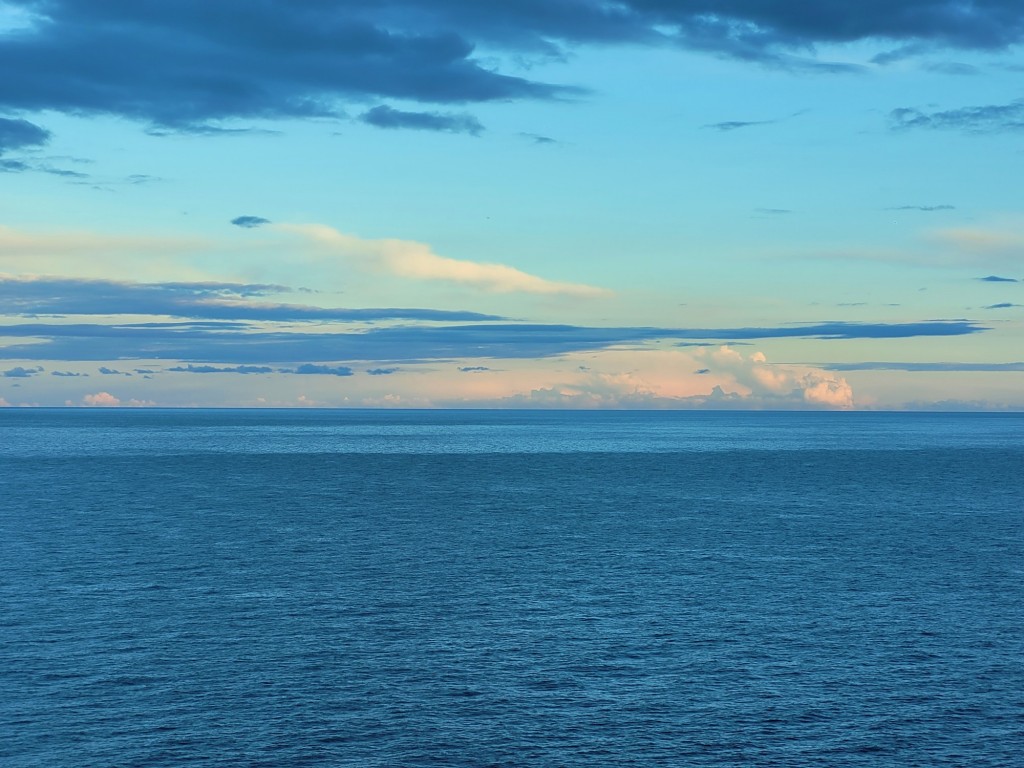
(0, 226), (215, 281)
(278, 223), (611, 297)
(82, 391), (121, 406)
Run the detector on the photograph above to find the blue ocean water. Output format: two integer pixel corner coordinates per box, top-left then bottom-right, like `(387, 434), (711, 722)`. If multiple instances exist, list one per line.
(2, 409), (1022, 767)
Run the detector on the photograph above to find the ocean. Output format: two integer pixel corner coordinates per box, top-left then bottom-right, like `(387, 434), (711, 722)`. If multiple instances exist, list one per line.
(2, 409), (1022, 766)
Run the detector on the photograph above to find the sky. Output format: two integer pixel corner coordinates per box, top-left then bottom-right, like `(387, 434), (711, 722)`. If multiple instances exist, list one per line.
(1, 0), (1023, 410)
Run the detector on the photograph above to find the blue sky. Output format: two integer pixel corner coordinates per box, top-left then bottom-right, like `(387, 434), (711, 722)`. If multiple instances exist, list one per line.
(1, 0), (1022, 409)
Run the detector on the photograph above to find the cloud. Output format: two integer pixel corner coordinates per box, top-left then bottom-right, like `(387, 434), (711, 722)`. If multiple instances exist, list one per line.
(0, 117), (50, 153)
(694, 368), (711, 374)
(231, 215), (270, 229)
(890, 99), (1024, 132)
(978, 275), (1019, 282)
(3, 365), (42, 377)
(755, 208), (792, 215)
(367, 367), (398, 375)
(929, 227), (1024, 259)
(476, 347), (854, 410)
(0, 319), (988, 365)
(0, 1), (571, 131)
(984, 302), (1022, 309)
(704, 119), (775, 132)
(360, 105), (483, 135)
(825, 361), (1024, 371)
(0, 275), (503, 322)
(923, 61), (981, 75)
(282, 223), (610, 297)
(82, 391), (120, 407)
(51, 370), (86, 377)
(459, 366), (491, 372)
(98, 366), (130, 375)
(167, 364), (274, 374)
(289, 364), (354, 376)
(886, 204), (956, 211)
(3, 1), (1021, 143)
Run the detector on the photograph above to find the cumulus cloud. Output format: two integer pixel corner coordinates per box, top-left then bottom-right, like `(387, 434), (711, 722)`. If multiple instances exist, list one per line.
(698, 346), (854, 408)
(466, 347), (854, 410)
(82, 391), (120, 407)
(360, 105), (483, 135)
(281, 223), (610, 297)
(978, 274), (1019, 282)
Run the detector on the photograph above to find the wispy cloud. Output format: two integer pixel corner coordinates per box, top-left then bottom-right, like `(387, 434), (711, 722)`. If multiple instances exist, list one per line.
(360, 106), (484, 135)
(279, 223), (610, 297)
(0, 276), (503, 322)
(890, 99), (1024, 132)
(825, 361), (1024, 371)
(0, 319), (988, 364)
(230, 215), (270, 229)
(885, 204), (955, 212)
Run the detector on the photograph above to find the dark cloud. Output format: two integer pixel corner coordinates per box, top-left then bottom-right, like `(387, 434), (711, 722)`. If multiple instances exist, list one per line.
(0, 319), (989, 365)
(0, 158), (30, 172)
(0, 276), (503, 322)
(360, 105), (483, 134)
(289, 364), (354, 376)
(978, 275), (1019, 282)
(459, 366), (491, 372)
(694, 368), (711, 374)
(231, 215), (270, 228)
(886, 204), (955, 211)
(704, 119), (774, 132)
(890, 99), (1024, 132)
(366, 367), (398, 375)
(984, 303), (1021, 309)
(0, 1), (568, 130)
(98, 367), (131, 375)
(167, 364), (274, 374)
(2, 365), (42, 378)
(0, 117), (51, 153)
(2, 1), (1022, 139)
(51, 370), (86, 377)
(825, 361), (1024, 372)
(520, 132), (557, 145)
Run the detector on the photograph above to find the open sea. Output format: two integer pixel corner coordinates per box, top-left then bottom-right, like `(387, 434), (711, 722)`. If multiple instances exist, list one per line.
(2, 409), (1022, 767)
